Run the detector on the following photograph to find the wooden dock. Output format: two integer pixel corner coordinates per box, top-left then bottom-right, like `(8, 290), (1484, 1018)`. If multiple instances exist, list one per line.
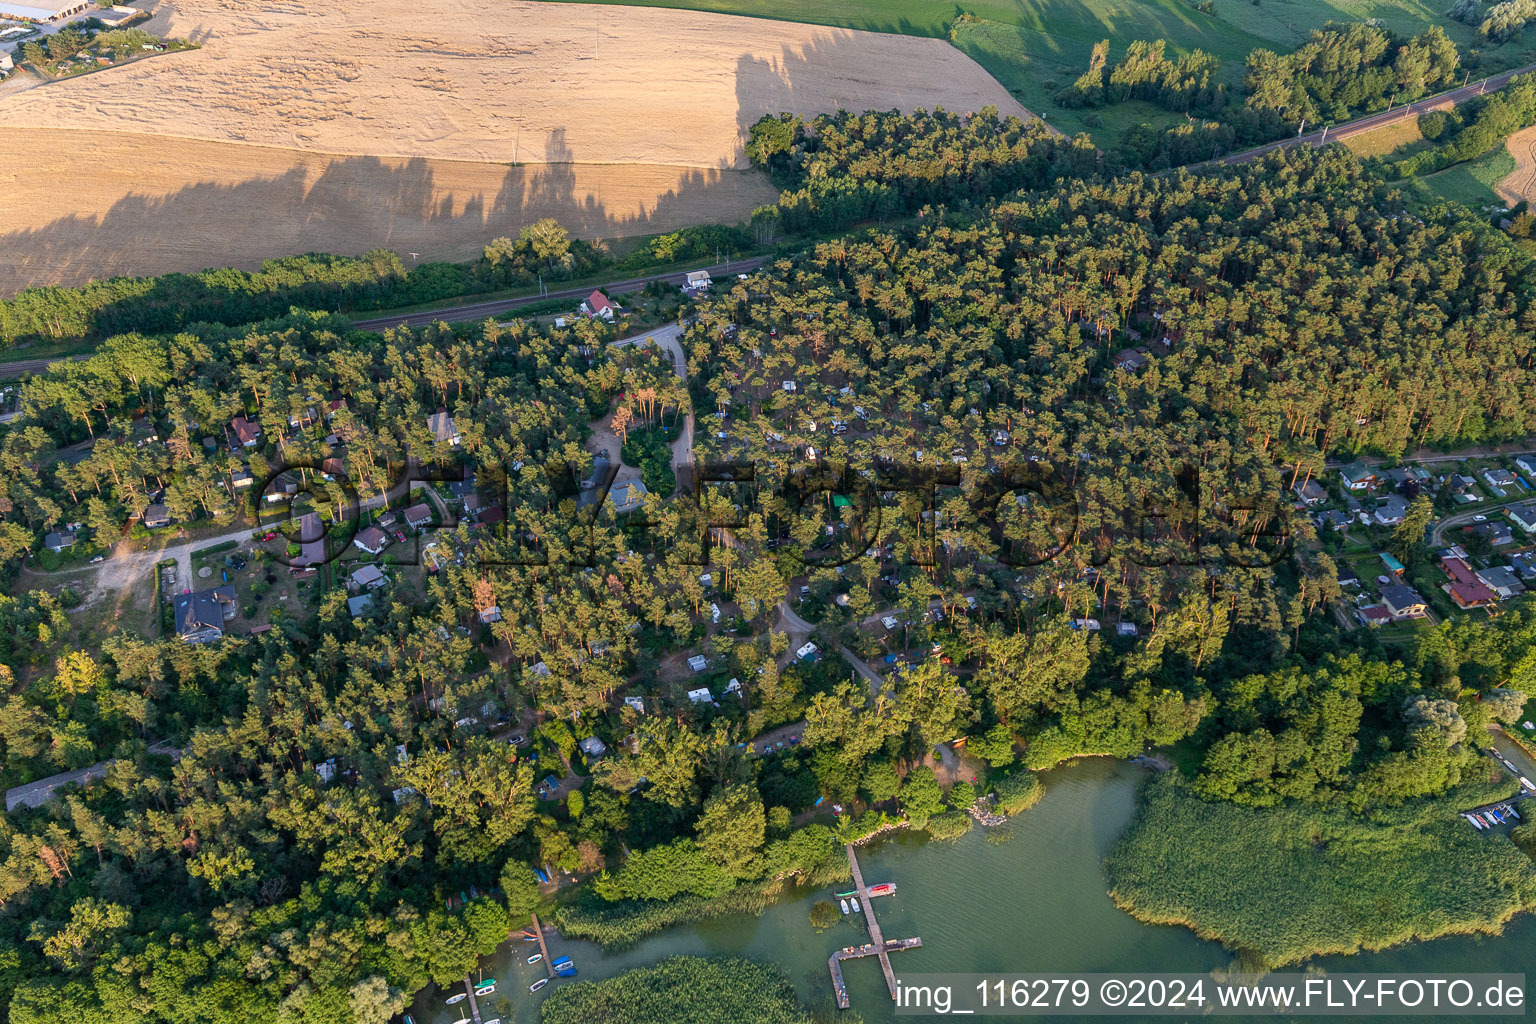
(530, 912), (555, 978)
(460, 974), (483, 1024)
(829, 844), (922, 1009)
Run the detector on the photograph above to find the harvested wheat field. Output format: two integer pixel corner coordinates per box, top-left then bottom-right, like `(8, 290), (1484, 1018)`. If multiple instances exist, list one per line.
(1496, 124), (1536, 207)
(0, 128), (780, 294)
(0, 0), (1027, 291)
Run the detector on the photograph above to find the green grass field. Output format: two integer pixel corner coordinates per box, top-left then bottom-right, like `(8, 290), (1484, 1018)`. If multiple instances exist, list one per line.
(539, 0), (1536, 147)
(1415, 146), (1517, 210)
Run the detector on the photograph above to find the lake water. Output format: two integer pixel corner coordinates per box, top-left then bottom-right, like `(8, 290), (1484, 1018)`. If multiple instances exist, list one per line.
(421, 758), (1536, 1024)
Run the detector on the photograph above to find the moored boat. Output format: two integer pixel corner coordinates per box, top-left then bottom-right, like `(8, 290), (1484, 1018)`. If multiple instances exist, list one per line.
(868, 882), (896, 896)
(839, 898), (849, 914)
(555, 966), (578, 977)
(474, 982), (496, 995)
(551, 956), (572, 967)
(530, 978), (549, 993)
(851, 897), (861, 913)
(527, 953), (543, 964)
(445, 993), (467, 1006)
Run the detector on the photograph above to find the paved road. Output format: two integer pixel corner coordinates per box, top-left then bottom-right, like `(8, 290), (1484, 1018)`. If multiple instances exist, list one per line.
(1430, 506), (1498, 548)
(351, 258), (766, 331)
(610, 323), (694, 481)
(1221, 62), (1536, 166)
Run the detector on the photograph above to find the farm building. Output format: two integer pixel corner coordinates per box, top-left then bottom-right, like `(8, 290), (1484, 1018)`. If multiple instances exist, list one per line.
(0, 1), (91, 22)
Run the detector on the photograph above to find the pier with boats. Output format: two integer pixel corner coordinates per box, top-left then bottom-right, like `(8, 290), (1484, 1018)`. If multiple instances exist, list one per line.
(827, 843), (922, 1010)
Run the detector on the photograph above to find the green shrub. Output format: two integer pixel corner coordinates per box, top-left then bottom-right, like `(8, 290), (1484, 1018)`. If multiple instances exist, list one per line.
(992, 770), (1044, 815)
(924, 809), (974, 841)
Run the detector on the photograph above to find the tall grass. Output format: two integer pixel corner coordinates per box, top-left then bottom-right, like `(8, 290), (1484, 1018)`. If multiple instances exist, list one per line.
(1106, 773), (1536, 967)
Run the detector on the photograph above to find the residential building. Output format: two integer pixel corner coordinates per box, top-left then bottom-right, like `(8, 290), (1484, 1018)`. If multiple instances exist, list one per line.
(353, 525), (389, 555)
(1113, 348), (1148, 372)
(230, 416), (262, 447)
(142, 504), (171, 529)
(686, 686), (712, 703)
(173, 585), (238, 643)
(687, 655), (708, 673)
(1336, 563), (1360, 587)
(1509, 502), (1536, 534)
(404, 503), (433, 530)
(1441, 556), (1497, 610)
(43, 531), (75, 552)
(1482, 467), (1517, 488)
(1293, 478), (1327, 506)
(427, 409), (460, 446)
(1474, 520), (1516, 546)
(1374, 495), (1409, 527)
(1339, 461), (1378, 491)
(582, 290), (615, 321)
(609, 479), (648, 514)
(477, 604), (502, 624)
(1514, 455), (1536, 479)
(683, 270), (712, 294)
(347, 594), (374, 618)
(230, 469), (254, 489)
(1379, 584), (1428, 620)
(578, 736), (607, 758)
(349, 564), (387, 590)
(292, 512), (326, 567)
(1316, 509), (1350, 531)
(1357, 604), (1391, 627)
(1476, 565), (1526, 599)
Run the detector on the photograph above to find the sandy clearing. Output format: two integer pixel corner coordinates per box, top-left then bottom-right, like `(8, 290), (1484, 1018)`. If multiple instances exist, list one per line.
(0, 128), (778, 293)
(0, 0), (1031, 170)
(1497, 124), (1536, 207)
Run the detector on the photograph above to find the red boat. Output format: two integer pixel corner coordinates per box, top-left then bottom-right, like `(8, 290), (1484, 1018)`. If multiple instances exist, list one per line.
(868, 883), (897, 897)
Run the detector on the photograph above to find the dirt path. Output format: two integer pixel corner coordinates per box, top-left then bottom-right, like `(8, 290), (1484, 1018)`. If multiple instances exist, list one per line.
(1497, 124), (1536, 207)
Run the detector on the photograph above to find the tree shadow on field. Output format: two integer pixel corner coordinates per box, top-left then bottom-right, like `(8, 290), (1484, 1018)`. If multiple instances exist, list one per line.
(0, 130), (777, 295)
(732, 29), (1006, 158)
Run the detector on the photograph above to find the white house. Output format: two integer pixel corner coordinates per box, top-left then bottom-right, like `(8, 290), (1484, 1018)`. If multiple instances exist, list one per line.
(687, 686), (712, 703)
(582, 290), (615, 321)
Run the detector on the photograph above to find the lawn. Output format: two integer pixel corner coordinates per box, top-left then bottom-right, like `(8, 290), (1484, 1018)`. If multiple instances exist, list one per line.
(1413, 146), (1517, 210)
(1344, 117), (1426, 159)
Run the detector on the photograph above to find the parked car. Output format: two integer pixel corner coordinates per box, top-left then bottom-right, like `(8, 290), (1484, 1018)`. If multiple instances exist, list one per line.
(88, 555), (105, 564)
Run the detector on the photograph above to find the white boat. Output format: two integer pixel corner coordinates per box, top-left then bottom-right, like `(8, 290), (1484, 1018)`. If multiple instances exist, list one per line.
(445, 993), (467, 1006)
(1507, 805), (1521, 819)
(527, 953), (543, 964)
(839, 898), (849, 914)
(851, 898), (861, 913)
(1467, 814), (1485, 829)
(474, 983), (496, 996)
(530, 978), (549, 993)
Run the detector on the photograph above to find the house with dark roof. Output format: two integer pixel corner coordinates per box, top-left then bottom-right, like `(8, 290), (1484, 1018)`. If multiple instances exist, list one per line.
(1515, 455), (1536, 479)
(43, 531), (75, 552)
(427, 409), (460, 446)
(1474, 520), (1516, 547)
(609, 479), (648, 514)
(349, 563), (388, 591)
(1509, 502), (1536, 534)
(1374, 494), (1409, 526)
(1336, 563), (1360, 587)
(404, 503), (433, 530)
(1316, 509), (1350, 531)
(1113, 347), (1148, 372)
(173, 585), (238, 643)
(353, 525), (390, 555)
(1476, 565), (1526, 599)
(347, 594), (375, 618)
(1293, 478), (1327, 506)
(1379, 584), (1428, 620)
(142, 504), (172, 529)
(1339, 461), (1378, 491)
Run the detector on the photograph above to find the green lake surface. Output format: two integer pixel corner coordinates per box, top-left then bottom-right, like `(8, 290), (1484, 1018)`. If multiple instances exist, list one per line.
(420, 758), (1536, 1024)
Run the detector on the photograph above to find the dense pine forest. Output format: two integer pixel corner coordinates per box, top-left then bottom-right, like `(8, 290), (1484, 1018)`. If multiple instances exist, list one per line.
(0, 125), (1533, 1022)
